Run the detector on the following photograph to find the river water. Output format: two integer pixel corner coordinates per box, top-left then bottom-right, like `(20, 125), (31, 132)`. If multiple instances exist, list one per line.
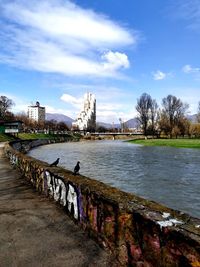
(29, 140), (200, 218)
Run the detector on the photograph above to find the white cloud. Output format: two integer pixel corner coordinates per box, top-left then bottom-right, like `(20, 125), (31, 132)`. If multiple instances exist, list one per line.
(0, 0), (137, 77)
(60, 94), (83, 109)
(101, 51), (129, 72)
(152, 70), (167, 80)
(3, 0), (134, 48)
(182, 64), (200, 74)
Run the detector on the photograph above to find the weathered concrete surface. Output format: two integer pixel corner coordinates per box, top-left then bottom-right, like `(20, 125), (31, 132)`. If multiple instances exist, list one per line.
(0, 143), (113, 267)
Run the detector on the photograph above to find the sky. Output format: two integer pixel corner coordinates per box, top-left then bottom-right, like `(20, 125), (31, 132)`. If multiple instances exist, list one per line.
(0, 0), (200, 123)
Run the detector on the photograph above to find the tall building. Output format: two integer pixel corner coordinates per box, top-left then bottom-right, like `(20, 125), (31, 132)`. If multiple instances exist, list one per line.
(72, 92), (96, 131)
(28, 101), (45, 123)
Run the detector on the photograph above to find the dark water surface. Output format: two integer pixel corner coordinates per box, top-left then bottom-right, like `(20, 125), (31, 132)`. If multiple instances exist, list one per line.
(29, 140), (200, 218)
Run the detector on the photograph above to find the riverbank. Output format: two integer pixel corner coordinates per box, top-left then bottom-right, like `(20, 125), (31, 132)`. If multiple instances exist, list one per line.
(0, 144), (112, 266)
(0, 133), (81, 142)
(128, 138), (200, 149)
(5, 139), (200, 266)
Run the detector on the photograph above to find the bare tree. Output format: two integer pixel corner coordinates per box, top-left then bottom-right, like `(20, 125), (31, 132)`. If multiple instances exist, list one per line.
(136, 93), (158, 136)
(159, 112), (171, 136)
(45, 120), (57, 133)
(160, 95), (189, 138)
(136, 93), (151, 136)
(149, 99), (159, 136)
(0, 95), (15, 120)
(177, 117), (191, 137)
(57, 121), (69, 132)
(190, 123), (200, 138)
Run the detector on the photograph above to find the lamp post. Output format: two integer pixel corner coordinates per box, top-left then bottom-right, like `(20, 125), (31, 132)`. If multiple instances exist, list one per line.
(119, 118), (123, 133)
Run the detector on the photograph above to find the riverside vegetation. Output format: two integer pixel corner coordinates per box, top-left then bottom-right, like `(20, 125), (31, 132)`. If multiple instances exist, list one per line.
(2, 133), (200, 149)
(129, 138), (200, 149)
(0, 133), (81, 142)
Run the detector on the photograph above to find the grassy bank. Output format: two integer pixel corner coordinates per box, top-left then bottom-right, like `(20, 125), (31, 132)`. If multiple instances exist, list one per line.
(18, 133), (60, 140)
(0, 134), (16, 142)
(0, 133), (81, 142)
(128, 138), (200, 149)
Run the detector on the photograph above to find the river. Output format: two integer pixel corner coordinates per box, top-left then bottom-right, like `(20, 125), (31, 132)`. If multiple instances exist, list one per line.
(29, 140), (200, 218)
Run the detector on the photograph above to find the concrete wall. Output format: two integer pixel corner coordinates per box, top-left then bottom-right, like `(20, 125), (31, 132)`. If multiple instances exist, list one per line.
(4, 140), (200, 267)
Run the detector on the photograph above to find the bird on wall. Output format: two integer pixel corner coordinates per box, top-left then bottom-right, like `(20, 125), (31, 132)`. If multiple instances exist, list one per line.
(49, 158), (60, 167)
(73, 161), (80, 175)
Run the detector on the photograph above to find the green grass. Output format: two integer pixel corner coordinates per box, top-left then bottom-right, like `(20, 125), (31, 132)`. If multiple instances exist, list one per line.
(128, 138), (200, 149)
(0, 133), (77, 142)
(18, 133), (57, 140)
(0, 134), (16, 142)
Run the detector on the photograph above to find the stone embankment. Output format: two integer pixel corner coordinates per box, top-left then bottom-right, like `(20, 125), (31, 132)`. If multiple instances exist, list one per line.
(3, 139), (200, 266)
(0, 142), (113, 267)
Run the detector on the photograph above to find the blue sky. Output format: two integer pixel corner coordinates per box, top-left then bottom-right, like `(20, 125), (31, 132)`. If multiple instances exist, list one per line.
(0, 0), (200, 123)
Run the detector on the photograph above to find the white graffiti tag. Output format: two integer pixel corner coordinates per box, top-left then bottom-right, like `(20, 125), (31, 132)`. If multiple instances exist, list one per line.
(46, 171), (53, 197)
(45, 171), (66, 206)
(54, 178), (67, 206)
(10, 154), (18, 165)
(67, 184), (78, 220)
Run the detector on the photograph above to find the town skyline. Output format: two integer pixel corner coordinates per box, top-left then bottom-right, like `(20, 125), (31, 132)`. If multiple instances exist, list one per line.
(0, 0), (200, 123)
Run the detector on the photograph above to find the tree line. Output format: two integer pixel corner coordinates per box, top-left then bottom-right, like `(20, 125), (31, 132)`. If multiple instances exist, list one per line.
(1, 94), (200, 137)
(0, 96), (69, 133)
(136, 93), (200, 138)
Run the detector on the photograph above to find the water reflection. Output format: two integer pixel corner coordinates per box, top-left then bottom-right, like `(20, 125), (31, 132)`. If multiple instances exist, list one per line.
(29, 140), (200, 218)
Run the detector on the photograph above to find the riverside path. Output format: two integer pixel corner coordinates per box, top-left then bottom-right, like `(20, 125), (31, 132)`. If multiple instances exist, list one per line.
(0, 143), (113, 267)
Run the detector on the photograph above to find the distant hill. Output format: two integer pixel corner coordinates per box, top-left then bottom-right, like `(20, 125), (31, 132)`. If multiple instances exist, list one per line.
(125, 118), (139, 128)
(46, 113), (74, 127)
(97, 118), (139, 129)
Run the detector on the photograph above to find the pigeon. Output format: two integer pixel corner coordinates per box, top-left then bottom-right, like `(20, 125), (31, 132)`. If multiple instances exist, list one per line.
(73, 161), (80, 175)
(50, 158), (60, 167)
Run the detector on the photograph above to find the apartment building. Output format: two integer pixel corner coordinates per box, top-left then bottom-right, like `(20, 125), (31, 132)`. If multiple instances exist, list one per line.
(27, 101), (45, 123)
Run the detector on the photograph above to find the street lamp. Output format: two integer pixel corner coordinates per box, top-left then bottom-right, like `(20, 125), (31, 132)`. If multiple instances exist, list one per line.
(119, 118), (123, 133)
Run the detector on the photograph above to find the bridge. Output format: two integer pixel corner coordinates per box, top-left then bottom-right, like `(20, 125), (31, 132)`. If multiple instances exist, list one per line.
(89, 132), (143, 139)
(91, 132), (142, 135)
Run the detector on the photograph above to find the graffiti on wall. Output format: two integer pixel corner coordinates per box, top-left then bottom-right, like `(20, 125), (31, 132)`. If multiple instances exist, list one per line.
(45, 171), (67, 206)
(10, 153), (18, 166)
(5, 148), (80, 220)
(67, 183), (79, 220)
(4, 143), (200, 267)
(44, 171), (79, 219)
